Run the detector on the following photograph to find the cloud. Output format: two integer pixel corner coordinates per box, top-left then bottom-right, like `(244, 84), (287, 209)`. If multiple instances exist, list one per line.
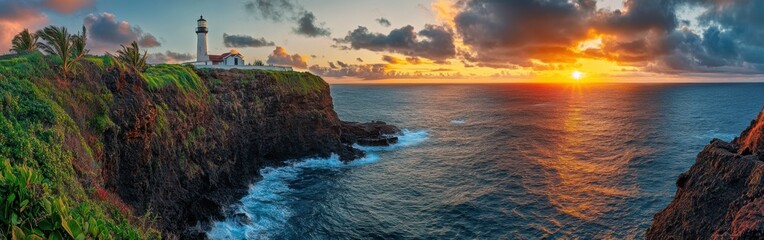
(84, 12), (161, 53)
(293, 11), (331, 37)
(244, 0), (297, 22)
(376, 18), (391, 27)
(382, 55), (406, 64)
(438, 0), (764, 74)
(266, 46), (308, 68)
(454, 0), (591, 67)
(337, 61), (349, 68)
(334, 24), (456, 61)
(146, 51), (195, 64)
(223, 33), (275, 48)
(244, 0), (331, 38)
(309, 63), (390, 79)
(356, 57), (364, 62)
(0, 1), (47, 54)
(381, 55), (432, 65)
(0, 0), (95, 53)
(309, 62), (465, 80)
(43, 0), (93, 15)
(137, 34), (161, 48)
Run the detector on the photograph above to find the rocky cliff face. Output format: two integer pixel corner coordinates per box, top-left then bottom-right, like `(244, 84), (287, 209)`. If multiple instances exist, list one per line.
(0, 53), (393, 238)
(97, 67), (372, 237)
(648, 108), (764, 239)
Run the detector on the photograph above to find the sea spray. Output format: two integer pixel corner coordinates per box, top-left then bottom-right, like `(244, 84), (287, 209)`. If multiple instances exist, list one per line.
(207, 130), (428, 239)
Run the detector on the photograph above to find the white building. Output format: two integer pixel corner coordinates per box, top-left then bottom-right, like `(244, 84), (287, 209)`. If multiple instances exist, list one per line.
(190, 16), (292, 71)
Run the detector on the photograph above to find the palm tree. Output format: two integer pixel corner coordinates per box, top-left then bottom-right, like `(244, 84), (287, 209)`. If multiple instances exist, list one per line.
(70, 26), (88, 60)
(10, 29), (39, 53)
(112, 41), (148, 71)
(37, 25), (88, 77)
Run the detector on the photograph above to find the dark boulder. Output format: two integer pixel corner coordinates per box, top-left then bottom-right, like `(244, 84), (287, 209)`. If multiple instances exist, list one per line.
(340, 121), (402, 146)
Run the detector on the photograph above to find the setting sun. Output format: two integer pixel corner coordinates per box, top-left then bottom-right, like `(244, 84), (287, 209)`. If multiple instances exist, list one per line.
(572, 71), (584, 80)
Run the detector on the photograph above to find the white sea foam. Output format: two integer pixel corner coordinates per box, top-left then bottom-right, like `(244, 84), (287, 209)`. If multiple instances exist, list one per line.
(353, 129), (429, 152)
(207, 130), (427, 240)
(450, 119), (466, 124)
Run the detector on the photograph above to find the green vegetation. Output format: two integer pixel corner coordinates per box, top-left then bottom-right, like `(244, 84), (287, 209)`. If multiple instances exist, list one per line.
(265, 70), (326, 93)
(36, 26), (88, 77)
(10, 29), (38, 54)
(2, 26), (328, 238)
(141, 64), (204, 94)
(111, 42), (147, 72)
(0, 52), (158, 239)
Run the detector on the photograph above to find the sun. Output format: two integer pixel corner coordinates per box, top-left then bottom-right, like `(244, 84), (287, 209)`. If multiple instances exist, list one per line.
(572, 70), (584, 81)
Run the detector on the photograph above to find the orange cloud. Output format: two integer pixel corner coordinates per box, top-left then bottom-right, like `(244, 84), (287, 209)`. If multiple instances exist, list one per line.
(0, 3), (47, 54)
(44, 0), (94, 14)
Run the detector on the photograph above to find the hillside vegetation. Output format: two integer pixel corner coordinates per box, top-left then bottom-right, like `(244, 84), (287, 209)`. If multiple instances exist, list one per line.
(0, 52), (327, 239)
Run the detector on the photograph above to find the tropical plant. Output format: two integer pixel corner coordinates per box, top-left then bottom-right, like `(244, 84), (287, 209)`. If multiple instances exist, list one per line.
(111, 41), (148, 71)
(36, 25), (88, 77)
(10, 29), (38, 54)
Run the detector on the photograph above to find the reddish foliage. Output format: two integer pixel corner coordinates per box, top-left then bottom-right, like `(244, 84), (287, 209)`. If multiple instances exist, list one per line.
(93, 186), (133, 217)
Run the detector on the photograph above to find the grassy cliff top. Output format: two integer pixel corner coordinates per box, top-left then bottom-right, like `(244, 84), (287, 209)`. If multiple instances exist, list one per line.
(0, 52), (328, 239)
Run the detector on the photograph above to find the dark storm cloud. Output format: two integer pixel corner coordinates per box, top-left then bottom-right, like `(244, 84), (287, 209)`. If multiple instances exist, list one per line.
(596, 0), (764, 73)
(244, 0), (331, 38)
(334, 24), (456, 61)
(454, 0), (592, 67)
(147, 51), (194, 64)
(84, 12), (161, 52)
(294, 11), (331, 37)
(267, 46), (308, 68)
(444, 0), (764, 73)
(376, 18), (392, 27)
(223, 33), (275, 48)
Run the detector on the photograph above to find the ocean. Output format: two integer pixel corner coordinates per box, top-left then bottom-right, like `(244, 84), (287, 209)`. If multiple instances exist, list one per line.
(208, 83), (764, 239)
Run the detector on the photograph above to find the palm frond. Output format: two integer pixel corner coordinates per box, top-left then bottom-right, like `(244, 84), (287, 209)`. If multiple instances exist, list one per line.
(10, 29), (38, 53)
(114, 41), (148, 71)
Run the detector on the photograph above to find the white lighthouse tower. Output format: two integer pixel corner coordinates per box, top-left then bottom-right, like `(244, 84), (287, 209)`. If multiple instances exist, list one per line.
(196, 15), (209, 62)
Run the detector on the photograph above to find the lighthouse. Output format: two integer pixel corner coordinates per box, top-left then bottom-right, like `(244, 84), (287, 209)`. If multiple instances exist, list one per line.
(196, 15), (209, 62)
(189, 15), (290, 70)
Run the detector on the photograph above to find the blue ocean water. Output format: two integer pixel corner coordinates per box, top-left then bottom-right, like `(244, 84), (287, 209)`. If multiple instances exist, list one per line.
(209, 83), (764, 239)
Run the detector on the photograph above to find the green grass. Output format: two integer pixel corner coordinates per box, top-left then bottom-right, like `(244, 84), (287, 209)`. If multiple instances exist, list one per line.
(141, 64), (204, 94)
(0, 53), (156, 239)
(265, 71), (326, 93)
(0, 52), (331, 239)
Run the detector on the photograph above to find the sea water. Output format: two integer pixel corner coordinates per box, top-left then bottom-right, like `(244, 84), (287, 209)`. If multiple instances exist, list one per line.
(209, 83), (764, 239)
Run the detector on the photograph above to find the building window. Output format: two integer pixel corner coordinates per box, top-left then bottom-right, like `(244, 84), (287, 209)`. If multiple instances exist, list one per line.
(235, 58), (239, 65)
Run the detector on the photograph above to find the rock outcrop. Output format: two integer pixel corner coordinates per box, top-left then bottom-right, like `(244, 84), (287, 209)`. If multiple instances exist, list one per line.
(340, 121), (401, 146)
(97, 67), (392, 237)
(648, 108), (764, 239)
(0, 53), (394, 238)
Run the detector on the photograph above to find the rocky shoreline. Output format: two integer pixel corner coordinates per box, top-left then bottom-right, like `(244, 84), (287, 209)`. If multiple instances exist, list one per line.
(648, 108), (764, 239)
(92, 66), (404, 238)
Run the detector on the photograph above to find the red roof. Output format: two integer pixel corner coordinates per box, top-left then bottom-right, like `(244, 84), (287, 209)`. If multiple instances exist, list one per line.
(208, 52), (241, 63)
(208, 54), (224, 62)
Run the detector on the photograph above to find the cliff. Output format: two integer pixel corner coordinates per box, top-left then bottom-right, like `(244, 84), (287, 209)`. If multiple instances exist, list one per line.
(648, 108), (764, 239)
(0, 53), (381, 238)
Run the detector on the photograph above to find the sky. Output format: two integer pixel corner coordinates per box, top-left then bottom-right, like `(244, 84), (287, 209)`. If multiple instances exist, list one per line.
(1, 0), (764, 83)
